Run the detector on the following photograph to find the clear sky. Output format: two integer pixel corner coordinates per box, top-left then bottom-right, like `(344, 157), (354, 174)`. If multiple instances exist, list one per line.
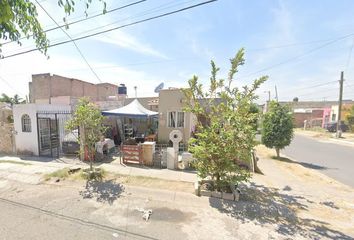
(1, 0), (354, 103)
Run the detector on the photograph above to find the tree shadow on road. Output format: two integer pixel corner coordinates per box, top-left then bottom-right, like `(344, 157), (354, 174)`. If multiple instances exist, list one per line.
(272, 156), (331, 170)
(209, 183), (352, 239)
(79, 179), (125, 205)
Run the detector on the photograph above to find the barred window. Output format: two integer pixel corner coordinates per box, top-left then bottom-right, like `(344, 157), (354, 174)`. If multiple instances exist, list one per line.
(21, 114), (31, 132)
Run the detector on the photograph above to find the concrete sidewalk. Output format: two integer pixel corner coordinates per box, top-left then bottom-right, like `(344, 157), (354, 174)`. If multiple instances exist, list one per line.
(0, 155), (197, 184)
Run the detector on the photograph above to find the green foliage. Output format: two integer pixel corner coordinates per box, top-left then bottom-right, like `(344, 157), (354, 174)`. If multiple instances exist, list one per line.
(0, 93), (26, 105)
(261, 101), (294, 157)
(0, 0), (106, 58)
(66, 98), (106, 170)
(182, 48), (268, 190)
(346, 105), (354, 132)
(0, 0), (49, 57)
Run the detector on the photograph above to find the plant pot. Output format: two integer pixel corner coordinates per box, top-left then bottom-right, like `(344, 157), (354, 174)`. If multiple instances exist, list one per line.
(200, 190), (211, 197)
(211, 191), (222, 198)
(222, 192), (235, 201)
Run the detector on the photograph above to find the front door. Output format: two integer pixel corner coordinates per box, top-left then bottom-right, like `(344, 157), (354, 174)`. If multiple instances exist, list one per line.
(38, 117), (59, 157)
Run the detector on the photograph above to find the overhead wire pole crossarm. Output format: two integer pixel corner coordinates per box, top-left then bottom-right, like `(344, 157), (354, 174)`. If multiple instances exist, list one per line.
(1, 0), (218, 60)
(35, 0), (103, 83)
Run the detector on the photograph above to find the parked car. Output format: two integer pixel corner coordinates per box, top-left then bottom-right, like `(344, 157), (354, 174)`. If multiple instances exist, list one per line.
(324, 121), (349, 132)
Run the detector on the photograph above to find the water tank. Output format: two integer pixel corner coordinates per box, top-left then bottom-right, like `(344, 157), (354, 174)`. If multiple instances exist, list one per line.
(118, 84), (127, 95)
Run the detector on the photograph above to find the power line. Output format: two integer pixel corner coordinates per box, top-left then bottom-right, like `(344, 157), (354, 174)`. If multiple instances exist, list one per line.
(0, 75), (24, 95)
(282, 80), (338, 94)
(35, 0), (103, 83)
(1, 0), (147, 46)
(3, 0), (198, 55)
(238, 32), (354, 80)
(1, 0), (217, 60)
(247, 37), (343, 51)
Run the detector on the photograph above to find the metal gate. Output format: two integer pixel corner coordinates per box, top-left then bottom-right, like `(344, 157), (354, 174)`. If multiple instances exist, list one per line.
(37, 111), (71, 157)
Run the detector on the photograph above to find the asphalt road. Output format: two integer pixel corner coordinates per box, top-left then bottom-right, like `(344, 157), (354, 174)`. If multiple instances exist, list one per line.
(282, 134), (354, 188)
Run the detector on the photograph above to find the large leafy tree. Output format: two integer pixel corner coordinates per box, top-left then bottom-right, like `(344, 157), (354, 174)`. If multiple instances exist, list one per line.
(183, 48), (268, 191)
(66, 98), (106, 171)
(0, 0), (105, 58)
(262, 101), (294, 158)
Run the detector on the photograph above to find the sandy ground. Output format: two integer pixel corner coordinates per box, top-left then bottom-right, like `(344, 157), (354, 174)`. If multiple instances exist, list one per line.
(254, 145), (354, 239)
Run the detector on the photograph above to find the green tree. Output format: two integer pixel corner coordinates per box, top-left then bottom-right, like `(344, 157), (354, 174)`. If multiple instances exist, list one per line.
(0, 0), (105, 58)
(346, 105), (354, 132)
(0, 93), (13, 103)
(183, 48), (268, 191)
(0, 93), (26, 105)
(66, 98), (106, 172)
(261, 101), (294, 158)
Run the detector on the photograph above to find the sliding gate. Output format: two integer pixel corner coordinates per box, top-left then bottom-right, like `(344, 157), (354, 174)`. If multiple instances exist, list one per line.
(37, 111), (71, 157)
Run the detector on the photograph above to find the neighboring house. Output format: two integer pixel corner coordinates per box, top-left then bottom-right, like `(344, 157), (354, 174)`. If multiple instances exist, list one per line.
(0, 103), (15, 154)
(279, 100), (354, 128)
(157, 88), (195, 144)
(13, 73), (127, 157)
(29, 73), (124, 109)
(13, 104), (72, 157)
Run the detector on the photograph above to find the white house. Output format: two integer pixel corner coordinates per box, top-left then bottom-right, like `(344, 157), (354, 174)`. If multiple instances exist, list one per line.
(13, 104), (71, 157)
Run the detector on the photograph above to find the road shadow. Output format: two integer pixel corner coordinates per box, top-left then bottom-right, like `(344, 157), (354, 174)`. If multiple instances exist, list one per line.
(271, 156), (330, 170)
(79, 179), (125, 205)
(209, 183), (352, 239)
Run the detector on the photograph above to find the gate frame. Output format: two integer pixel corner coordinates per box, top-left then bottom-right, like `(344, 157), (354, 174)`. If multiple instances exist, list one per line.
(36, 110), (72, 158)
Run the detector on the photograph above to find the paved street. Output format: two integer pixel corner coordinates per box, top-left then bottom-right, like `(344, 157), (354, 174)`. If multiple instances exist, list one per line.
(1, 150), (354, 239)
(282, 133), (354, 188)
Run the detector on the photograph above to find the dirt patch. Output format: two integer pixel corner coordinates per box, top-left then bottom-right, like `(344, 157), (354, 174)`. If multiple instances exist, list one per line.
(111, 173), (194, 193)
(149, 207), (195, 223)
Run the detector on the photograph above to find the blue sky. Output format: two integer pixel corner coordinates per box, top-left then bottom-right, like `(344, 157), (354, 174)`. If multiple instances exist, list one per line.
(1, 0), (354, 103)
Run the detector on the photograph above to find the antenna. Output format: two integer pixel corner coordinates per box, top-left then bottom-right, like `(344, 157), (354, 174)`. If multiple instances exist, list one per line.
(154, 82), (164, 93)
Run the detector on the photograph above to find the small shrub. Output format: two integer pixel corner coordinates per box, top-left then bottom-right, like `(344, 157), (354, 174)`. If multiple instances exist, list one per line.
(81, 167), (106, 181)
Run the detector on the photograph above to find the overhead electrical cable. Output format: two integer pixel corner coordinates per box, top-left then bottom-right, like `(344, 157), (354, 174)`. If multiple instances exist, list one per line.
(35, 0), (103, 83)
(1, 0), (218, 60)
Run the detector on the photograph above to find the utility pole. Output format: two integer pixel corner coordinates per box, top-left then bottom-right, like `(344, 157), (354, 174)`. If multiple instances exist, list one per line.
(264, 90), (271, 112)
(336, 71), (344, 138)
(275, 85), (279, 102)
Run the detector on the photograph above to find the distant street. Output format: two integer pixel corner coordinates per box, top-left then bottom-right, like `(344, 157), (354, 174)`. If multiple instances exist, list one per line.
(282, 134), (354, 188)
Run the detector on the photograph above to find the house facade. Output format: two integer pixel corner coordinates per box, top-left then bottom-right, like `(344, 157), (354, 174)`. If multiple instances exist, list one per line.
(279, 100), (354, 128)
(13, 104), (72, 156)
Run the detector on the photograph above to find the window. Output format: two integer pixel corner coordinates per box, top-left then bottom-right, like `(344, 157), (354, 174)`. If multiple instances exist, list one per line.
(177, 112), (184, 127)
(168, 111), (184, 128)
(168, 112), (176, 128)
(21, 114), (31, 132)
(331, 114), (336, 121)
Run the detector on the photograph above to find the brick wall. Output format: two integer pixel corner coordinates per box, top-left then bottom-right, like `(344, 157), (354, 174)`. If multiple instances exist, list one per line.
(30, 73), (118, 103)
(293, 110), (323, 128)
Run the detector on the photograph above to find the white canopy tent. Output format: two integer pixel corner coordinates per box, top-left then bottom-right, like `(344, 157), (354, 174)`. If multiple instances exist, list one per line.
(102, 99), (158, 118)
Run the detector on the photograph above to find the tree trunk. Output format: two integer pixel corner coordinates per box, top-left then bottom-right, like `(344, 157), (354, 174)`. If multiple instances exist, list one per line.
(80, 125), (85, 161)
(276, 148), (280, 158)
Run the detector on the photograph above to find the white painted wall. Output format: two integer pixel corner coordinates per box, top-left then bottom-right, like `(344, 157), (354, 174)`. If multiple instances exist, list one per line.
(13, 104), (71, 156)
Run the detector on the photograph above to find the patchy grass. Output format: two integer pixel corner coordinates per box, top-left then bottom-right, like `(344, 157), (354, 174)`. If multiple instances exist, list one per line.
(44, 167), (193, 193)
(0, 160), (32, 166)
(44, 168), (70, 181)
